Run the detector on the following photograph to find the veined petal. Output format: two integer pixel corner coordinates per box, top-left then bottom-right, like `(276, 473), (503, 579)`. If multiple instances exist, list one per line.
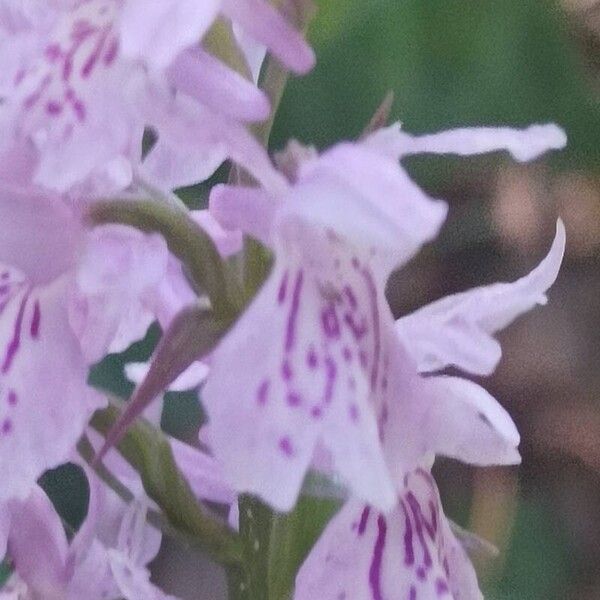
(221, 0), (315, 74)
(397, 220), (566, 375)
(0, 275), (105, 502)
(168, 48), (270, 122)
(295, 470), (482, 600)
(366, 122), (567, 163)
(203, 216), (397, 512)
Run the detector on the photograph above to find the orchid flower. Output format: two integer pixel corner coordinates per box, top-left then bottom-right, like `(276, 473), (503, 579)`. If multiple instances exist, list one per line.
(0, 185), (195, 504)
(1, 483), (177, 599)
(0, 0), (308, 194)
(202, 122), (566, 513)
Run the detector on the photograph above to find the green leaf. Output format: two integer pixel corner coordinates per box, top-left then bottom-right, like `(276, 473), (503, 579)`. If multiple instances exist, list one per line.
(90, 401), (242, 566)
(0, 561), (12, 588)
(267, 494), (341, 600)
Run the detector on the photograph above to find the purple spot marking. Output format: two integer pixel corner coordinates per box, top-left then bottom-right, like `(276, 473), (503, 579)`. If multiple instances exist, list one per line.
(284, 270), (304, 352)
(435, 579), (449, 595)
(46, 100), (63, 115)
(349, 403), (360, 422)
(281, 360), (293, 381)
(256, 380), (269, 406)
(2, 293), (29, 374)
(45, 44), (62, 61)
(416, 566), (426, 581)
(409, 586), (417, 600)
(7, 390), (17, 406)
(286, 392), (301, 407)
(357, 506), (370, 536)
(30, 300), (41, 338)
(311, 406), (323, 419)
(323, 357), (337, 404)
(306, 347), (318, 369)
(279, 436), (294, 457)
(1, 419), (12, 434)
(321, 304), (341, 339)
(278, 270), (289, 304)
(368, 515), (387, 600)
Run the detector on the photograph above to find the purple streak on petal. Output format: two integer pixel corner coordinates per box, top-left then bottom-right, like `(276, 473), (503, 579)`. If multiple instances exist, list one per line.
(321, 304), (341, 339)
(369, 515), (387, 600)
(2, 293), (29, 374)
(1, 419), (12, 434)
(409, 586), (417, 600)
(357, 506), (371, 536)
(306, 347), (318, 369)
(400, 499), (415, 566)
(416, 566), (426, 581)
(406, 492), (432, 568)
(343, 285), (358, 310)
(256, 379), (270, 406)
(278, 270), (289, 304)
(311, 406), (323, 419)
(281, 360), (293, 380)
(285, 270), (304, 352)
(30, 300), (41, 338)
(361, 268), (380, 390)
(103, 37), (119, 66)
(343, 313), (368, 340)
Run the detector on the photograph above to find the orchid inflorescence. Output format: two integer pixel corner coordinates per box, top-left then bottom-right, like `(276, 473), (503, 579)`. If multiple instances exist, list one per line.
(0, 2), (567, 599)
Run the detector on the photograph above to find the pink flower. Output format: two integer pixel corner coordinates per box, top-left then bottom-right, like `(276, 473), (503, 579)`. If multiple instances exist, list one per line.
(2, 483), (177, 599)
(0, 185), (195, 503)
(202, 123), (566, 513)
(0, 0), (309, 193)
(295, 468), (482, 600)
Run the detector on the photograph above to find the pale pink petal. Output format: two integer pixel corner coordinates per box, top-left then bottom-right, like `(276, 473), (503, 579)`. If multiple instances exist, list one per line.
(0, 276), (105, 502)
(137, 87), (287, 194)
(366, 122), (567, 163)
(233, 24), (266, 83)
(7, 486), (70, 595)
(298, 143), (448, 268)
(295, 470), (482, 600)
(192, 210), (244, 258)
(221, 0), (315, 74)
(72, 224), (171, 361)
(0, 185), (82, 285)
(118, 0), (220, 70)
(0, 503), (9, 559)
(168, 48), (270, 122)
(203, 216), (397, 512)
(397, 220), (566, 375)
(170, 439), (236, 505)
(209, 184), (279, 247)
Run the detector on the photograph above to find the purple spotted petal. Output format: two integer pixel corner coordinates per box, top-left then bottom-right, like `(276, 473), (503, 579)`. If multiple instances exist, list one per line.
(397, 220), (566, 375)
(0, 276), (105, 502)
(295, 469), (482, 600)
(203, 211), (397, 512)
